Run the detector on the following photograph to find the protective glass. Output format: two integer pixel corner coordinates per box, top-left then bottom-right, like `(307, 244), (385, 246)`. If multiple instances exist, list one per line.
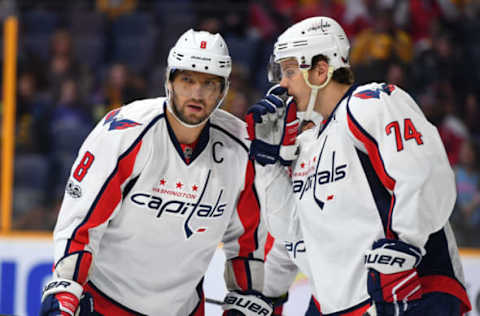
(172, 72), (223, 99)
(268, 54), (282, 83)
(268, 55), (302, 84)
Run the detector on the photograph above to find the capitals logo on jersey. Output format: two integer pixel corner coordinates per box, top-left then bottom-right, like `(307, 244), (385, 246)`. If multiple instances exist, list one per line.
(285, 240), (305, 259)
(293, 137), (348, 210)
(130, 170), (227, 239)
(104, 109), (142, 131)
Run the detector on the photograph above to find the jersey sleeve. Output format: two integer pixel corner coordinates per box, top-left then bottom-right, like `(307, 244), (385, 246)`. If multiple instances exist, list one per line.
(346, 84), (456, 251)
(52, 106), (155, 284)
(254, 162), (300, 241)
(264, 235), (298, 298)
(222, 159), (268, 293)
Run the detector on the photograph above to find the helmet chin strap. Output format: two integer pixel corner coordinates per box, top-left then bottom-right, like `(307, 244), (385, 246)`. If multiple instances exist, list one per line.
(298, 66), (334, 124)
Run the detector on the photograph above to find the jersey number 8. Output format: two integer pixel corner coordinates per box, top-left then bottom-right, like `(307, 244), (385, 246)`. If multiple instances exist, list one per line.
(73, 151), (95, 182)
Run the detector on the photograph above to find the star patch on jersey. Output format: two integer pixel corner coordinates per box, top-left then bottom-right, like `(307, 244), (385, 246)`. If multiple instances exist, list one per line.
(104, 109), (142, 131)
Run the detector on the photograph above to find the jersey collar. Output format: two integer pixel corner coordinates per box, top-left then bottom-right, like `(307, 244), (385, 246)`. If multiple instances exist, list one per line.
(163, 101), (211, 165)
(317, 84), (358, 138)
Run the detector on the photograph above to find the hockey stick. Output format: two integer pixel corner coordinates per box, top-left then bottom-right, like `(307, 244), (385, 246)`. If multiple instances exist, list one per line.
(205, 297), (224, 306)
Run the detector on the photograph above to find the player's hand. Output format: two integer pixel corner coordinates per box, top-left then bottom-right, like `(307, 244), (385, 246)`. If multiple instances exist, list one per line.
(365, 239), (423, 315)
(40, 278), (84, 316)
(246, 85), (299, 166)
(223, 291), (273, 316)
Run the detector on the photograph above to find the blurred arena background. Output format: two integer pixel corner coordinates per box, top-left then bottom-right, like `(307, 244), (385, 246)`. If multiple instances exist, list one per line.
(0, 0), (480, 315)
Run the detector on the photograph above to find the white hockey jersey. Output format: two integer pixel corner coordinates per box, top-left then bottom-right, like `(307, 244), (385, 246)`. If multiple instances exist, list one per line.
(53, 98), (267, 315)
(257, 83), (471, 314)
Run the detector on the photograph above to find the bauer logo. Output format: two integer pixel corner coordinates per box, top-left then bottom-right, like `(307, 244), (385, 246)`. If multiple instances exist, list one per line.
(224, 295), (271, 315)
(44, 280), (72, 292)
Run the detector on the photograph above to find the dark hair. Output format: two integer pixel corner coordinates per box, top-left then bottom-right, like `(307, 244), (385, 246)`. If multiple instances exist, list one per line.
(311, 55), (354, 85)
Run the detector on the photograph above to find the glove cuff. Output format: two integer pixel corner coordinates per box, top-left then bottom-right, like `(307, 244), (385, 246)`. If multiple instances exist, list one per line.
(250, 140), (280, 166)
(42, 278), (84, 302)
(279, 144), (299, 165)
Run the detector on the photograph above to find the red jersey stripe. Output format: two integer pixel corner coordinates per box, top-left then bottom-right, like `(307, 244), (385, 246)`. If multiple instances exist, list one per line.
(346, 113), (395, 191)
(264, 233), (275, 260)
(76, 252), (92, 284)
(236, 160), (261, 257)
(68, 141), (142, 253)
(84, 282), (145, 315)
(421, 275), (472, 314)
(347, 112), (397, 239)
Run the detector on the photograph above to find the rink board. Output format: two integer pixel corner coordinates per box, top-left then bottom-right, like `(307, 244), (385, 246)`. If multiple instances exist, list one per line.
(0, 238), (478, 316)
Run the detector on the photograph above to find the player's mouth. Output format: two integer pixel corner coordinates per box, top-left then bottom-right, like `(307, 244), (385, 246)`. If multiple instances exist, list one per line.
(186, 103), (204, 113)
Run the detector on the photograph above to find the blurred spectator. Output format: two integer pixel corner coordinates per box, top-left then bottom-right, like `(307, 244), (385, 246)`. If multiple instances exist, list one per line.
(385, 62), (408, 90)
(223, 64), (258, 119)
(342, 0), (374, 38)
(92, 63), (146, 121)
(407, 0), (443, 50)
(463, 93), (480, 142)
(46, 29), (92, 101)
(452, 140), (480, 246)
(16, 71), (51, 154)
(417, 89), (443, 126)
(438, 84), (469, 166)
(13, 72), (52, 227)
(293, 0), (345, 24)
(457, 2), (480, 94)
(411, 32), (464, 97)
(96, 0), (138, 20)
(197, 16), (222, 34)
(350, 7), (412, 83)
(248, 2), (282, 40)
(49, 78), (93, 201)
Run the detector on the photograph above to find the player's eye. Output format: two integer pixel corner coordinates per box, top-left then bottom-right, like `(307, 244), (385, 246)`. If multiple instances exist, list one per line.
(180, 76), (194, 84)
(204, 80), (219, 88)
(285, 69), (296, 78)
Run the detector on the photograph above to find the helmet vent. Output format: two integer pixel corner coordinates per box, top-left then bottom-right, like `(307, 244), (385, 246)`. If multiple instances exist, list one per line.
(293, 40), (308, 47)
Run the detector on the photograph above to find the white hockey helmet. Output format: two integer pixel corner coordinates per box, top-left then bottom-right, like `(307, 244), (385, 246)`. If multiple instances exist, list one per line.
(269, 17), (350, 124)
(166, 29), (232, 127)
(273, 16), (350, 71)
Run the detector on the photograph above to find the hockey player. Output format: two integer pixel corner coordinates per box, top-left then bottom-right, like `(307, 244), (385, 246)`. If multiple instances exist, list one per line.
(248, 16), (472, 315)
(40, 29), (273, 316)
(264, 234), (321, 316)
